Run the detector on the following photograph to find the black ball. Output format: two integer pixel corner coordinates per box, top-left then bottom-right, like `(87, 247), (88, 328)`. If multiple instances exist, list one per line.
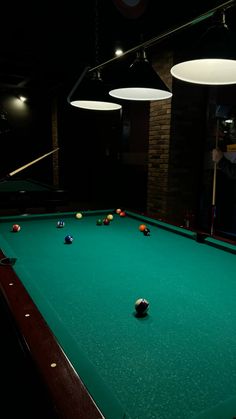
(135, 298), (149, 316)
(143, 227), (150, 236)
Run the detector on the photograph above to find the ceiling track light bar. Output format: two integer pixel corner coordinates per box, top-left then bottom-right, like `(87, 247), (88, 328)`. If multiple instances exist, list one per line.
(67, 0), (235, 107)
(89, 0), (235, 73)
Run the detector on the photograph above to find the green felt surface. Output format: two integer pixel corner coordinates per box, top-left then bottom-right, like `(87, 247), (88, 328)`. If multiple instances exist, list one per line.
(0, 178), (54, 192)
(0, 211), (236, 419)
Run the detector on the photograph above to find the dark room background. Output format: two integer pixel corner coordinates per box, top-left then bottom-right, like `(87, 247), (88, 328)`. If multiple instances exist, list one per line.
(0, 0), (235, 240)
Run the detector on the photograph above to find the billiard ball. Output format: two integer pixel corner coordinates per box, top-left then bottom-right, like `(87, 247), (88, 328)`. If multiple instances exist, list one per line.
(135, 298), (149, 316)
(75, 212), (83, 219)
(107, 214), (113, 221)
(143, 227), (150, 236)
(65, 235), (73, 244)
(103, 218), (110, 225)
(12, 224), (21, 232)
(119, 211), (126, 217)
(57, 220), (65, 228)
(116, 209), (122, 214)
(139, 224), (147, 232)
(96, 219), (103, 226)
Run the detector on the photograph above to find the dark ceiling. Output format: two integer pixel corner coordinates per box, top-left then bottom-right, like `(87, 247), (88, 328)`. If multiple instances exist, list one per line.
(0, 0), (233, 95)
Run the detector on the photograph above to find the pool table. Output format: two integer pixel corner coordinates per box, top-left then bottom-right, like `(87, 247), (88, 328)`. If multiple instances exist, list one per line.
(0, 210), (236, 419)
(0, 177), (67, 212)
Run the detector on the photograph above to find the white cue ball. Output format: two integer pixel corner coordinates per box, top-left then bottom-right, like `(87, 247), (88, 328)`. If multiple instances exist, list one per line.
(75, 212), (83, 219)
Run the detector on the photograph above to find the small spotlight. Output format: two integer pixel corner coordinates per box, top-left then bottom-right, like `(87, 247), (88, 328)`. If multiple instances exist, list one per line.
(19, 96), (27, 102)
(115, 48), (123, 57)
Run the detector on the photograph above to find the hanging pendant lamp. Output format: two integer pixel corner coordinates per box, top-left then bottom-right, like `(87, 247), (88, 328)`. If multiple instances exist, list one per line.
(171, 9), (236, 85)
(109, 49), (172, 101)
(67, 67), (122, 111)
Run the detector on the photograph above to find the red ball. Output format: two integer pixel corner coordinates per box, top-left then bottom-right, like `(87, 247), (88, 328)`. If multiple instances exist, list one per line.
(103, 218), (110, 225)
(12, 224), (21, 232)
(119, 211), (126, 217)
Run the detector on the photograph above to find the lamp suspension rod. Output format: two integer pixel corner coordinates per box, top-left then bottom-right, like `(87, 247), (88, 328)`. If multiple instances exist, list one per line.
(90, 0), (235, 72)
(67, 66), (90, 104)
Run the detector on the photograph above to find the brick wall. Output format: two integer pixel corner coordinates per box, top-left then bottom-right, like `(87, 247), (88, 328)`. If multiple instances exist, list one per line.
(147, 50), (207, 226)
(147, 51), (173, 219)
(147, 100), (172, 218)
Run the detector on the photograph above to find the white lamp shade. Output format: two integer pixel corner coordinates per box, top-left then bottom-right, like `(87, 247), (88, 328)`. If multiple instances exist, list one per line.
(109, 87), (172, 100)
(171, 58), (236, 85)
(70, 100), (122, 111)
(68, 68), (122, 111)
(171, 10), (236, 86)
(109, 50), (172, 101)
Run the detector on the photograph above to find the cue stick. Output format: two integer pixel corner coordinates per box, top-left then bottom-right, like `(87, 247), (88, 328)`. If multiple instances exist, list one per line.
(210, 119), (220, 236)
(7, 148), (59, 177)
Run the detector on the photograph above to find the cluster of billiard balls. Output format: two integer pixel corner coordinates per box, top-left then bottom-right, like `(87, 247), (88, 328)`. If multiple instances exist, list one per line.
(115, 208), (126, 217)
(96, 213), (114, 226)
(96, 209), (126, 226)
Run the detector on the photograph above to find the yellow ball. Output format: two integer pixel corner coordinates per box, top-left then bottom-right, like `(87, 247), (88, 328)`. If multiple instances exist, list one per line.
(75, 212), (83, 219)
(107, 214), (113, 221)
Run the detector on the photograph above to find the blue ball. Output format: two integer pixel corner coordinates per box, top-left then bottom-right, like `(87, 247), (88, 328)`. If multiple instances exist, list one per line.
(57, 220), (65, 228)
(65, 234), (73, 244)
